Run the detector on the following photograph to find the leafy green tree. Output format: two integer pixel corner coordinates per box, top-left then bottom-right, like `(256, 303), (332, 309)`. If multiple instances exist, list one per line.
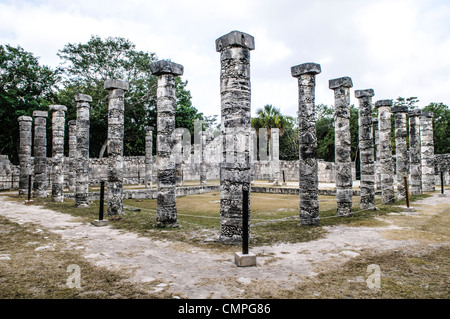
(423, 102), (450, 154)
(315, 104), (335, 162)
(0, 44), (59, 164)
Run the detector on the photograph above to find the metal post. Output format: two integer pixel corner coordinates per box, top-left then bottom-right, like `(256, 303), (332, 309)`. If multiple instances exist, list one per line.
(242, 187), (249, 255)
(27, 175), (32, 201)
(99, 181), (105, 221)
(282, 170), (286, 184)
(441, 171), (445, 195)
(404, 176), (410, 208)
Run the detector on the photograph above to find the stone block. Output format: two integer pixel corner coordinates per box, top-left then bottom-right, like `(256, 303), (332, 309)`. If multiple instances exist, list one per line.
(355, 89), (374, 98)
(92, 220), (109, 227)
(329, 76), (353, 89)
(49, 105), (67, 112)
(234, 252), (257, 267)
(291, 63), (321, 77)
(32, 110), (48, 118)
(215, 30), (255, 52)
(104, 79), (129, 91)
(375, 99), (393, 108)
(18, 116), (32, 122)
(74, 93), (93, 102)
(150, 60), (184, 76)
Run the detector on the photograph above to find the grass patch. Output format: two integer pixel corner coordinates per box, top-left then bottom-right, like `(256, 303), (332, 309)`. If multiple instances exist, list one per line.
(0, 215), (174, 299)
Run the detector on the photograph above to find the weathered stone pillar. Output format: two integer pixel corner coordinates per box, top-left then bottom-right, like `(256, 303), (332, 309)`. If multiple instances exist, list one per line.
(18, 116), (33, 195)
(272, 128), (280, 186)
(420, 112), (435, 192)
(145, 126), (153, 188)
(372, 118), (382, 190)
(216, 30), (254, 243)
(104, 79), (129, 215)
(67, 120), (77, 193)
(355, 89), (376, 210)
(409, 109), (422, 195)
(329, 77), (353, 216)
(291, 63), (321, 225)
(32, 110), (48, 198)
(74, 94), (92, 207)
(49, 105), (67, 202)
(392, 105), (409, 200)
(375, 100), (395, 204)
(150, 60), (183, 227)
(200, 131), (207, 185)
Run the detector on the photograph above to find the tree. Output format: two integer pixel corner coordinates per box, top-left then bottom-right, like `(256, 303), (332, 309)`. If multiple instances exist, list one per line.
(56, 35), (208, 157)
(0, 44), (59, 164)
(316, 104), (335, 162)
(423, 102), (450, 154)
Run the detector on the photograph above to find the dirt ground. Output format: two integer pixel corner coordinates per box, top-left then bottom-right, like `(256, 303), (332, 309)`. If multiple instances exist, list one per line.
(0, 191), (448, 299)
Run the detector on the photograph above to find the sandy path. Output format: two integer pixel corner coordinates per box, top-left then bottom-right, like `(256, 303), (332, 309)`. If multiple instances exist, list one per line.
(0, 192), (448, 298)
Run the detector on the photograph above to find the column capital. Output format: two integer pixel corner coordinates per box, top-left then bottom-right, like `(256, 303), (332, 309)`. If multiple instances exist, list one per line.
(391, 105), (408, 113)
(291, 63), (321, 77)
(215, 30), (255, 52)
(74, 93), (93, 102)
(408, 109), (422, 117)
(420, 111), (433, 118)
(374, 99), (393, 108)
(49, 105), (67, 112)
(68, 120), (76, 126)
(18, 115), (32, 122)
(104, 79), (129, 91)
(355, 89), (374, 98)
(145, 126), (154, 131)
(33, 110), (48, 118)
(372, 118), (379, 125)
(329, 76), (353, 89)
(150, 60), (184, 76)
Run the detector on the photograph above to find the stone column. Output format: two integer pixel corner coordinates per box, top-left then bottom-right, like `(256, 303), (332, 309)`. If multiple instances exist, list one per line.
(32, 110), (48, 198)
(49, 105), (67, 202)
(329, 77), (353, 217)
(216, 30), (254, 243)
(372, 118), (382, 190)
(150, 60), (183, 227)
(409, 109), (422, 195)
(355, 89), (376, 210)
(420, 112), (435, 192)
(272, 128), (280, 186)
(291, 63), (321, 225)
(200, 131), (207, 185)
(375, 100), (395, 204)
(74, 94), (92, 207)
(104, 80), (129, 215)
(17, 116), (33, 195)
(145, 126), (153, 188)
(392, 105), (409, 200)
(67, 120), (77, 193)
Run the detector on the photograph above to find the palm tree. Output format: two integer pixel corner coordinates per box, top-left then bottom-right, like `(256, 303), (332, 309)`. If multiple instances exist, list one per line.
(251, 104), (293, 161)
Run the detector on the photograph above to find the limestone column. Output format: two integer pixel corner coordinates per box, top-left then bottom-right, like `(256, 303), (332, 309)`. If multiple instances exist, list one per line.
(420, 112), (435, 192)
(355, 89), (376, 210)
(17, 116), (33, 195)
(145, 126), (153, 188)
(392, 105), (409, 200)
(49, 105), (67, 202)
(375, 100), (395, 204)
(32, 110), (48, 198)
(74, 94), (92, 207)
(150, 60), (183, 227)
(67, 120), (77, 193)
(216, 30), (254, 243)
(409, 109), (422, 195)
(200, 131), (207, 185)
(329, 77), (353, 217)
(272, 128), (280, 186)
(291, 63), (321, 225)
(104, 80), (129, 215)
(372, 118), (382, 190)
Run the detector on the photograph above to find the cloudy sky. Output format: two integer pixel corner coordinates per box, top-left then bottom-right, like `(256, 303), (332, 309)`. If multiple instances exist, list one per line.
(1, 0), (449, 118)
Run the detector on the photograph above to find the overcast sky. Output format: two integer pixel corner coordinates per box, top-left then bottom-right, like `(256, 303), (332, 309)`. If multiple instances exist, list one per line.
(1, 0), (449, 118)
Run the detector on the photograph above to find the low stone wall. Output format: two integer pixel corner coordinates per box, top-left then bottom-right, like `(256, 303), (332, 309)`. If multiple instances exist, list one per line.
(250, 186), (361, 196)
